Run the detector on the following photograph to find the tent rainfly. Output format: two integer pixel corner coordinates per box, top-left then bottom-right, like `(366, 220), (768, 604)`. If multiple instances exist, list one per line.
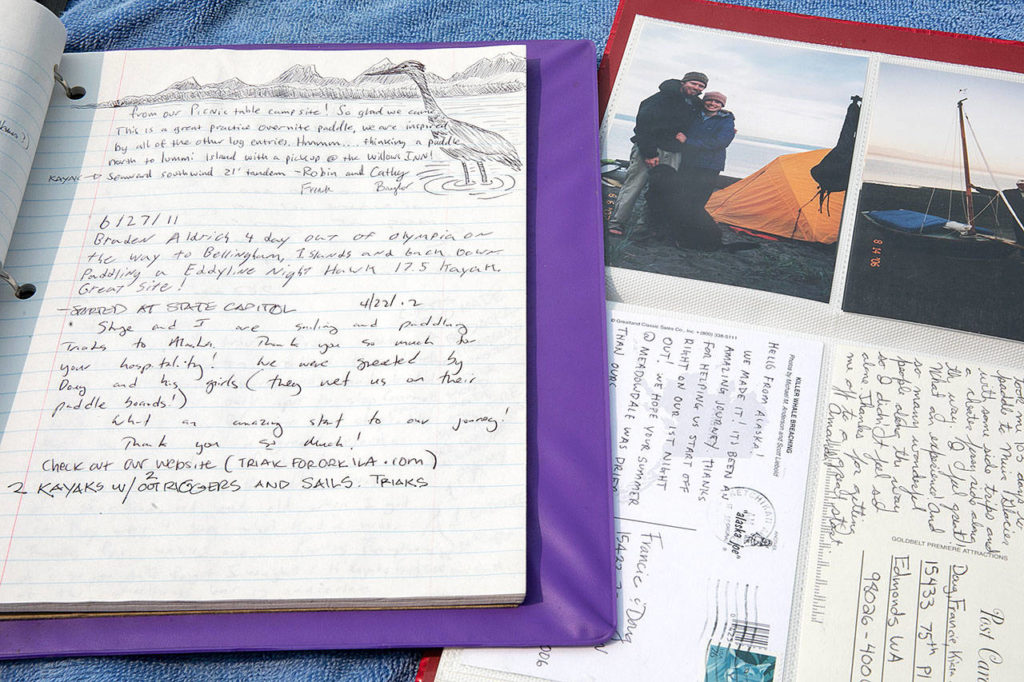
(705, 148), (843, 244)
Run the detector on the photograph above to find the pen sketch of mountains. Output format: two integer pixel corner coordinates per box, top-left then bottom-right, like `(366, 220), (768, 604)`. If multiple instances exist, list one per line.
(91, 53), (526, 108)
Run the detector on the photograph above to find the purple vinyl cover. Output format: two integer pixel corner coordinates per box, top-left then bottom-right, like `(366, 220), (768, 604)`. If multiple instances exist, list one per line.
(0, 40), (615, 657)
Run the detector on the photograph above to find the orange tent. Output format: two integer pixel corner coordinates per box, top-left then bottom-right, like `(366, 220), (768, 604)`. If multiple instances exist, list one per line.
(705, 148), (844, 244)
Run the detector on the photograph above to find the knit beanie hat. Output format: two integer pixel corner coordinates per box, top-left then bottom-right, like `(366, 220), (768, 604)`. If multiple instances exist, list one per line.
(682, 71), (709, 85)
(703, 91), (727, 105)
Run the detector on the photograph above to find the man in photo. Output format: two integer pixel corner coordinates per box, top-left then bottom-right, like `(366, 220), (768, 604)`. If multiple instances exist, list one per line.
(643, 91), (741, 250)
(607, 71), (708, 237)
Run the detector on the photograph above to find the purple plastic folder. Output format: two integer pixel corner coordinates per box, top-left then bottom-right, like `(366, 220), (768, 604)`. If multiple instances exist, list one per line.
(0, 40), (615, 657)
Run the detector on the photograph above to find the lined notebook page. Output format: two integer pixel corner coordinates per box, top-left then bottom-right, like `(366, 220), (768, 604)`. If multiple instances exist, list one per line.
(0, 0), (65, 264)
(0, 45), (526, 610)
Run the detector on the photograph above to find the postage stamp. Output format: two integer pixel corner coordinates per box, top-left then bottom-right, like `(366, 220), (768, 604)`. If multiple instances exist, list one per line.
(705, 644), (777, 682)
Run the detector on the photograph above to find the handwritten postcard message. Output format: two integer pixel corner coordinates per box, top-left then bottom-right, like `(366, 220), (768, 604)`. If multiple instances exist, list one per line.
(795, 346), (1024, 681)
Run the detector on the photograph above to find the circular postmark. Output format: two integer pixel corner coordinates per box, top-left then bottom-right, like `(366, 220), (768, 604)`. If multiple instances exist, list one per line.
(714, 486), (776, 556)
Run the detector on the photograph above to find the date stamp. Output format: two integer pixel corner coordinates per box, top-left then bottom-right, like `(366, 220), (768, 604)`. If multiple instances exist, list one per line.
(713, 486), (776, 557)
(869, 237), (883, 268)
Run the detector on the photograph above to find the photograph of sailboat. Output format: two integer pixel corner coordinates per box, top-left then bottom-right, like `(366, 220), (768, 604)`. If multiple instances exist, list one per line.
(843, 63), (1024, 341)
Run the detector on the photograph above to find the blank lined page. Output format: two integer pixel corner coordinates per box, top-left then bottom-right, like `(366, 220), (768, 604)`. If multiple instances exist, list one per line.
(0, 0), (65, 264)
(0, 45), (526, 610)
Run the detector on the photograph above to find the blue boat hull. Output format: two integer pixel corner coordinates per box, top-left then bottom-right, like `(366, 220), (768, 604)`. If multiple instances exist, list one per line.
(862, 209), (1016, 260)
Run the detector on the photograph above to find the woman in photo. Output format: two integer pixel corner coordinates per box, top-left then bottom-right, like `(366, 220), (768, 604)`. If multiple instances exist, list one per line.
(679, 91), (735, 208)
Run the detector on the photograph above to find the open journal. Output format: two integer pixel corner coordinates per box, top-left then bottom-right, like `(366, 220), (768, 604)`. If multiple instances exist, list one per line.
(0, 0), (526, 612)
(438, 0), (1024, 680)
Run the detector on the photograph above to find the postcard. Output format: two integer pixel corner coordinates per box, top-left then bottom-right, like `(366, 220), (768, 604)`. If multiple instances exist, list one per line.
(795, 344), (1024, 679)
(448, 304), (823, 681)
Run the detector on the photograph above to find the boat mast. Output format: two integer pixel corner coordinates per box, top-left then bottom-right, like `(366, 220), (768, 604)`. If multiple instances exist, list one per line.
(957, 98), (976, 233)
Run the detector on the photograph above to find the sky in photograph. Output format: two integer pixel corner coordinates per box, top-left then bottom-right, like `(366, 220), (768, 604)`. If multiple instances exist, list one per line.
(608, 17), (869, 150)
(866, 62), (1024, 182)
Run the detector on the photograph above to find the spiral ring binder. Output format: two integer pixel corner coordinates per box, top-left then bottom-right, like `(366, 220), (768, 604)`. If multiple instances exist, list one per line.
(0, 66), (85, 299)
(53, 66), (85, 99)
(0, 270), (36, 299)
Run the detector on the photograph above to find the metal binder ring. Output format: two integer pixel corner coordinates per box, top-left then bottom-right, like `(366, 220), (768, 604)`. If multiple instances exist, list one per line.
(53, 66), (86, 99)
(0, 270), (36, 299)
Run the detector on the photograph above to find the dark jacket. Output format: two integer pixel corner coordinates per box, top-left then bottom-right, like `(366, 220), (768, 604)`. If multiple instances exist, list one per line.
(1004, 189), (1024, 223)
(1003, 189), (1024, 243)
(681, 109), (736, 173)
(631, 79), (702, 159)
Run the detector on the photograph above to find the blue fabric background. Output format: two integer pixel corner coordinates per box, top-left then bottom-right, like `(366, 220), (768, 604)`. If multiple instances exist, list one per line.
(3, 0), (1023, 679)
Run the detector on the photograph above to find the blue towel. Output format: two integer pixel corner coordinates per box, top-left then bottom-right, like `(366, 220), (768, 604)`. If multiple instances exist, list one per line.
(61, 0), (620, 54)
(56, 0), (1024, 55)
(5, 0), (1024, 680)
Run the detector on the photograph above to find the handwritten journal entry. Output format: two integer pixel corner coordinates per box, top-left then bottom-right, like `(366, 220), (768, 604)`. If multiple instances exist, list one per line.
(0, 45), (527, 610)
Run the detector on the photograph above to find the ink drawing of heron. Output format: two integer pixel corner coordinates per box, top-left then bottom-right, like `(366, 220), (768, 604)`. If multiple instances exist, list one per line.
(365, 60), (522, 185)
